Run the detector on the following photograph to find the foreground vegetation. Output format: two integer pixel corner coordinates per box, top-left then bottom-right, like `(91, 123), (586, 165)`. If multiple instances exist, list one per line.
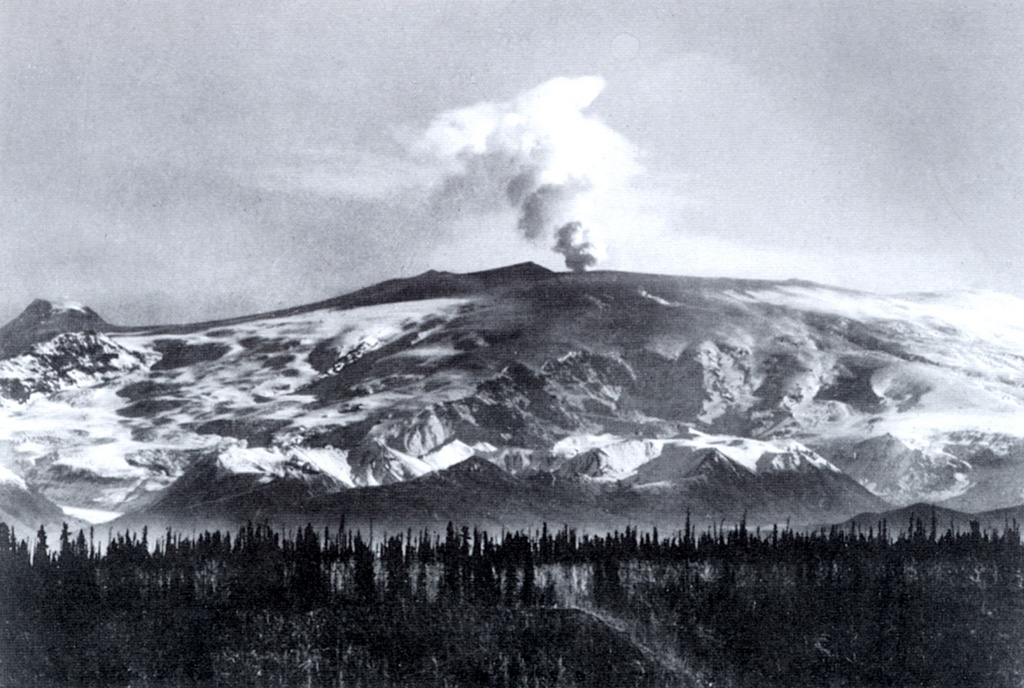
(1, 513), (1022, 687)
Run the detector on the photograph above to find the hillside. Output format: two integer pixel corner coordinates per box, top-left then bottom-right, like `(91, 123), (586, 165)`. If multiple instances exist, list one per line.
(2, 265), (1024, 530)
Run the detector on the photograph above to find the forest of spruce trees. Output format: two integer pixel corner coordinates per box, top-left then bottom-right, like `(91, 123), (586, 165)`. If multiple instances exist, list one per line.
(1, 512), (1022, 687)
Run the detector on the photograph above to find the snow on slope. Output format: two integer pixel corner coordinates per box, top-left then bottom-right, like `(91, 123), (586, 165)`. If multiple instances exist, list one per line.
(737, 285), (1024, 381)
(208, 440), (481, 487)
(0, 332), (152, 402)
(725, 284), (1024, 442)
(678, 431), (840, 473)
(0, 387), (208, 478)
(115, 297), (472, 428)
(3, 270), (1024, 521)
(0, 298), (475, 509)
(554, 438), (663, 480)
(545, 430), (839, 482)
(0, 464), (27, 490)
(742, 286), (1024, 351)
(49, 302), (91, 315)
(60, 505), (122, 524)
(205, 438), (480, 489)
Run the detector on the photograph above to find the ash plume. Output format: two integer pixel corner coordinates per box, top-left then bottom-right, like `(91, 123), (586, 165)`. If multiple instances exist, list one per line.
(416, 76), (639, 270)
(553, 221), (606, 272)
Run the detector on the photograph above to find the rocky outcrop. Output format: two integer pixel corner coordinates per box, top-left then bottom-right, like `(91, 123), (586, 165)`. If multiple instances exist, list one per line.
(822, 434), (971, 505)
(4, 268), (1024, 527)
(0, 332), (150, 402)
(0, 300), (110, 360)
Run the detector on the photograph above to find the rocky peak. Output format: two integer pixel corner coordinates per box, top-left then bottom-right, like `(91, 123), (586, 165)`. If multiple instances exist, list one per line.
(0, 299), (110, 359)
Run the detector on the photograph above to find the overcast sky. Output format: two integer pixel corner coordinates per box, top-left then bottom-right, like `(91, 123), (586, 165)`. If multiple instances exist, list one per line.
(2, 1), (1022, 325)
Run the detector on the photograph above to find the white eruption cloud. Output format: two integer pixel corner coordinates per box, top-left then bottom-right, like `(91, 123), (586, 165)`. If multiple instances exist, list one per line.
(416, 76), (639, 271)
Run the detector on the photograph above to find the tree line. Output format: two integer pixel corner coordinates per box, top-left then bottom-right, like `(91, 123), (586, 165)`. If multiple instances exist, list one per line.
(1, 512), (1022, 687)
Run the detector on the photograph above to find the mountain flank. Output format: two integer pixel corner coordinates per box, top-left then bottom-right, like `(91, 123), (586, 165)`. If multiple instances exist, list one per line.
(2, 266), (1024, 531)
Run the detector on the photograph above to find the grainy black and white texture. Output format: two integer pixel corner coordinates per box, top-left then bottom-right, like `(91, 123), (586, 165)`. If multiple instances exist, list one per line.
(2, 3), (1023, 686)
(3, 2), (1024, 323)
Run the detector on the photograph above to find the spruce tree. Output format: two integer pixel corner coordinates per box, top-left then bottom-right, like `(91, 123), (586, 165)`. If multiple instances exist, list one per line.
(33, 525), (48, 568)
(353, 533), (376, 603)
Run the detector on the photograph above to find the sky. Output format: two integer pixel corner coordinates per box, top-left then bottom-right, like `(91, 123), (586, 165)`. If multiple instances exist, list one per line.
(2, 1), (1022, 325)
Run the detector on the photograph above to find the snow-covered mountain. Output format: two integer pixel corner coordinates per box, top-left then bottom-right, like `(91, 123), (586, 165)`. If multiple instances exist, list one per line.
(0, 299), (110, 359)
(2, 265), (1023, 530)
(0, 464), (68, 535)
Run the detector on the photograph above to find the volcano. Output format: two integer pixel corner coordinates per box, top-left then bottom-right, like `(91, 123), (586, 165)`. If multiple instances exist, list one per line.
(2, 264), (1024, 532)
